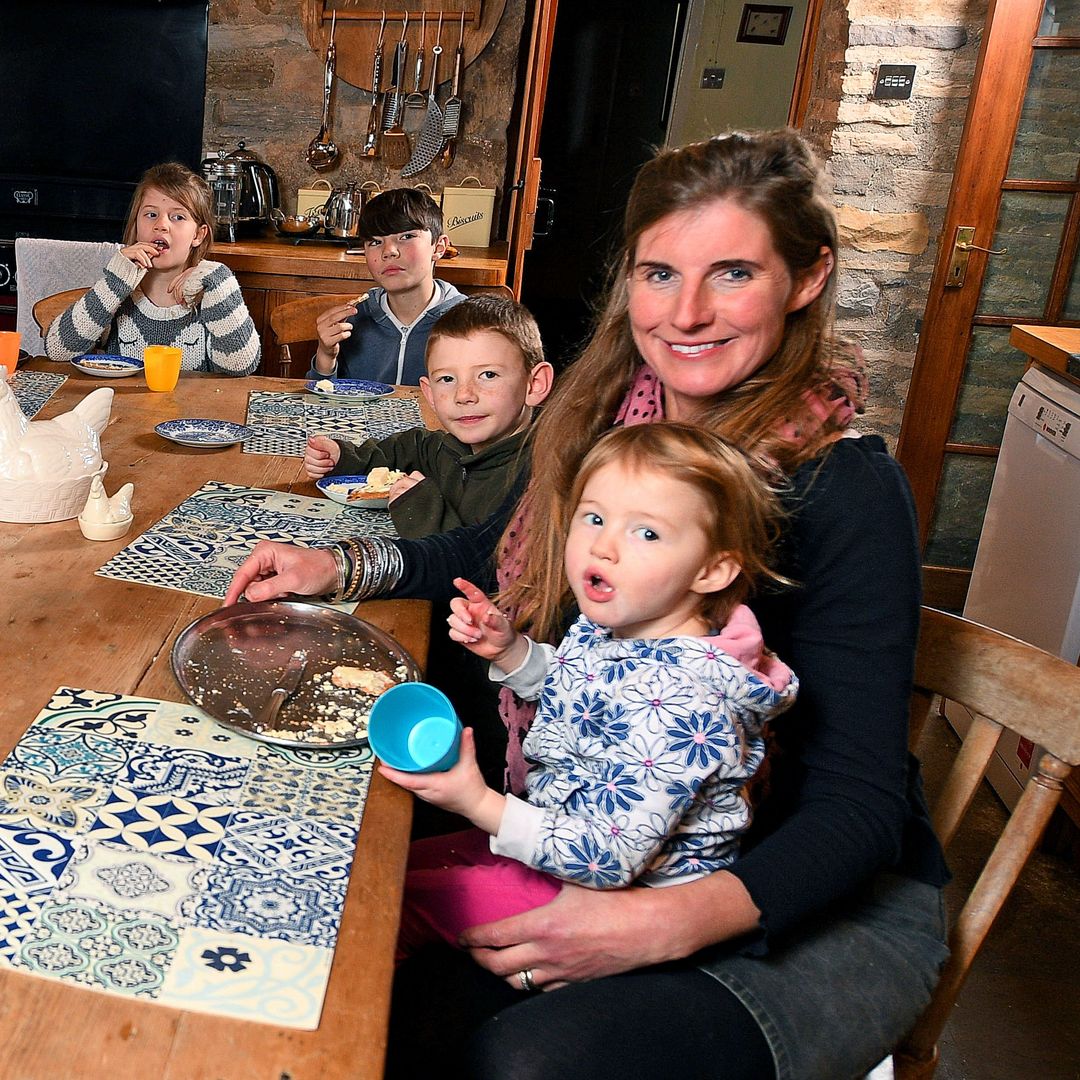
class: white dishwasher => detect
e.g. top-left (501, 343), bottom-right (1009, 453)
top-left (946, 362), bottom-right (1080, 808)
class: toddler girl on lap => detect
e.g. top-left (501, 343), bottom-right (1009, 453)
top-left (381, 423), bottom-right (796, 957)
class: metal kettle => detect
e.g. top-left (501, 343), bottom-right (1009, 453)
top-left (323, 181), bottom-right (363, 239)
top-left (221, 140), bottom-right (280, 229)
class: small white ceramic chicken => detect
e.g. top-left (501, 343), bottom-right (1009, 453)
top-left (81, 475), bottom-right (134, 524)
top-left (0, 379), bottom-right (113, 482)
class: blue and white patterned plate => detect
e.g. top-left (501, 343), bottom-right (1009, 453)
top-left (155, 419), bottom-right (251, 448)
top-left (72, 354), bottom-right (144, 378)
top-left (316, 475), bottom-right (391, 509)
top-left (304, 378), bottom-right (395, 401)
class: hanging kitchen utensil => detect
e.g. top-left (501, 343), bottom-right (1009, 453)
top-left (381, 15), bottom-right (411, 168)
top-left (306, 11), bottom-right (340, 171)
top-left (441, 10), bottom-right (467, 168)
top-left (360, 11), bottom-right (386, 158)
top-left (403, 11), bottom-right (427, 129)
top-left (400, 15), bottom-right (445, 178)
top-left (381, 14), bottom-right (408, 133)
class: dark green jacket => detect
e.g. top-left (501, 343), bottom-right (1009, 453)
top-left (333, 428), bottom-right (529, 539)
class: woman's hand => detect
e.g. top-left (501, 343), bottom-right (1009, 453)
top-left (119, 242), bottom-right (159, 271)
top-left (378, 728), bottom-right (505, 832)
top-left (387, 471), bottom-right (425, 504)
top-left (448, 577), bottom-right (525, 669)
top-left (313, 299), bottom-right (360, 374)
top-left (304, 435), bottom-right (341, 479)
top-left (460, 869), bottom-right (763, 991)
top-left (223, 541), bottom-right (337, 605)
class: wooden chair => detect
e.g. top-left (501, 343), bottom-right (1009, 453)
top-left (32, 287), bottom-right (90, 342)
top-left (268, 293), bottom-right (352, 379)
top-left (893, 607), bottom-right (1080, 1078)
top-left (268, 284), bottom-right (515, 379)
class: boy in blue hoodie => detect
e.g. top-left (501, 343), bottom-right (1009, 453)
top-left (308, 189), bottom-right (465, 385)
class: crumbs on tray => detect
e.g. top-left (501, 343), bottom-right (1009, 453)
top-left (258, 661), bottom-right (409, 744)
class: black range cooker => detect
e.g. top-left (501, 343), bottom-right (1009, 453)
top-left (0, 176), bottom-right (133, 317)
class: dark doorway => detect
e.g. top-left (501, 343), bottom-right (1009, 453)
top-left (520, 3), bottom-right (688, 371)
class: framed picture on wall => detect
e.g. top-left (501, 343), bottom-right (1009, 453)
top-left (735, 4), bottom-right (793, 45)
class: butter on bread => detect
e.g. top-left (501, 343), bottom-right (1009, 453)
top-left (330, 666), bottom-right (397, 695)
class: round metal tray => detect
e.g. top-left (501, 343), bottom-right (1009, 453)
top-left (171, 600), bottom-right (421, 749)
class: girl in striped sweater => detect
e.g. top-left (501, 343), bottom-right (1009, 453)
top-left (45, 162), bottom-right (260, 375)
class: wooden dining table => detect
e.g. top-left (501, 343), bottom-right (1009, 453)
top-left (0, 360), bottom-right (428, 1079)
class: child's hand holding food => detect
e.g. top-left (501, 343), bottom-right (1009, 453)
top-left (313, 294), bottom-right (368, 373)
top-left (119, 242), bottom-right (161, 271)
top-left (387, 471), bottom-right (425, 504)
top-left (304, 435), bottom-right (341, 479)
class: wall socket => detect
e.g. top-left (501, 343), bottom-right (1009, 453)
top-left (872, 64), bottom-right (916, 100)
top-left (701, 67), bottom-right (725, 89)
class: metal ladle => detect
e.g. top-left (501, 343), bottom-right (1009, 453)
top-left (307, 11), bottom-right (340, 171)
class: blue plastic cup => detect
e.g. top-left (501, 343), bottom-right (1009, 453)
top-left (367, 682), bottom-right (462, 772)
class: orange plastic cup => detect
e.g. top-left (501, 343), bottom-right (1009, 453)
top-left (144, 345), bottom-right (183, 392)
top-left (0, 331), bottom-right (20, 380)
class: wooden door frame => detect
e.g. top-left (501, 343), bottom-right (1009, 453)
top-left (505, 0), bottom-right (559, 298)
top-left (788, 0), bottom-right (827, 128)
top-left (895, 0), bottom-right (1045, 546)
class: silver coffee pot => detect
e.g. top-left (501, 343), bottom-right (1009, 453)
top-left (323, 181), bottom-right (363, 239)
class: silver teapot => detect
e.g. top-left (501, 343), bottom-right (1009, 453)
top-left (323, 181), bottom-right (362, 239)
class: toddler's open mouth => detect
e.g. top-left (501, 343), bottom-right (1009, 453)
top-left (152, 239), bottom-right (169, 252)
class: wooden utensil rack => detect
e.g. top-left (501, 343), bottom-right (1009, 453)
top-left (321, 4), bottom-right (480, 22)
top-left (301, 0), bottom-right (507, 92)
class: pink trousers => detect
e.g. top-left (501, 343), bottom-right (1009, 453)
top-left (397, 828), bottom-right (563, 961)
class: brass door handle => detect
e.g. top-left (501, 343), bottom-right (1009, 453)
top-left (956, 240), bottom-right (1008, 255)
top-left (945, 226), bottom-right (1008, 288)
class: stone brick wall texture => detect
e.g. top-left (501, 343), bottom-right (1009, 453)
top-left (804, 0), bottom-right (990, 444)
top-left (204, 0), bottom-right (526, 234)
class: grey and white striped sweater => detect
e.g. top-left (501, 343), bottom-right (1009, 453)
top-left (45, 251), bottom-right (260, 375)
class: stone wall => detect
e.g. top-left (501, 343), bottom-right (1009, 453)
top-left (804, 0), bottom-right (990, 443)
top-left (204, 0), bottom-right (527, 230)
top-left (201, 0), bottom-right (993, 450)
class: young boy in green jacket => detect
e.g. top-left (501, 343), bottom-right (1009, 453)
top-left (304, 296), bottom-right (554, 539)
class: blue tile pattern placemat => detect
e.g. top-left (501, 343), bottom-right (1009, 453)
top-left (96, 481), bottom-right (397, 599)
top-left (12, 371), bottom-right (68, 419)
top-left (243, 390), bottom-right (423, 457)
top-left (0, 687), bottom-right (374, 1028)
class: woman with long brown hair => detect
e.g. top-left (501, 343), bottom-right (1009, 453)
top-left (226, 130), bottom-right (948, 1079)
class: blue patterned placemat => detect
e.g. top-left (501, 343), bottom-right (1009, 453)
top-left (96, 481), bottom-right (397, 599)
top-left (243, 390), bottom-right (423, 457)
top-left (0, 686), bottom-right (374, 1028)
top-left (12, 371), bottom-right (68, 419)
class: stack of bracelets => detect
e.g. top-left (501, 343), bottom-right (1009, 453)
top-left (324, 538), bottom-right (404, 604)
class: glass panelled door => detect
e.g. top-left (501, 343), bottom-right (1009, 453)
top-left (897, 0), bottom-right (1080, 572)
